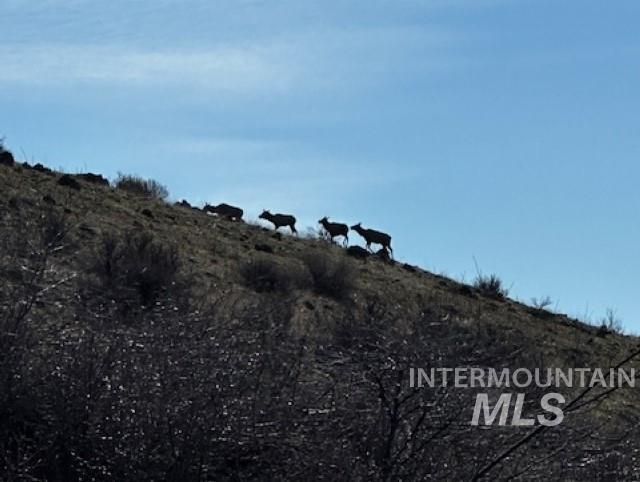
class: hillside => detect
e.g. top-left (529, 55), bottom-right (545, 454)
top-left (1, 156), bottom-right (639, 481)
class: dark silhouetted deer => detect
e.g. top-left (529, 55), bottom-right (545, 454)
top-left (318, 217), bottom-right (349, 245)
top-left (259, 210), bottom-right (297, 234)
top-left (350, 223), bottom-right (393, 256)
top-left (203, 203), bottom-right (243, 221)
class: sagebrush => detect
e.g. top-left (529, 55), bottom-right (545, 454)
top-left (114, 173), bottom-right (169, 200)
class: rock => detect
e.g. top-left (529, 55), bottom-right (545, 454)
top-left (346, 246), bottom-right (369, 259)
top-left (76, 172), bottom-right (110, 186)
top-left (0, 149), bottom-right (14, 166)
top-left (402, 263), bottom-right (417, 273)
top-left (78, 224), bottom-right (97, 237)
top-left (9, 196), bottom-right (34, 209)
top-left (375, 248), bottom-right (392, 263)
top-left (32, 163), bottom-right (53, 174)
top-left (254, 243), bottom-right (274, 253)
top-left (458, 285), bottom-right (475, 297)
top-left (58, 174), bottom-right (81, 190)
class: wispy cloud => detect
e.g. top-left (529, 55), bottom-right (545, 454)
top-left (171, 138), bottom-right (291, 158)
top-left (0, 18), bottom-right (460, 98)
top-left (0, 44), bottom-right (294, 94)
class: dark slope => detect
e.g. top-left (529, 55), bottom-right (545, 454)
top-left (1, 160), bottom-right (639, 480)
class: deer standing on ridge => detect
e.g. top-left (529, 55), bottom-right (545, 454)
top-left (318, 217), bottom-right (349, 246)
top-left (350, 223), bottom-right (393, 256)
top-left (203, 203), bottom-right (244, 221)
top-left (259, 210), bottom-right (298, 235)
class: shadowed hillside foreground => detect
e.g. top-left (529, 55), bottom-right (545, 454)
top-left (1, 159), bottom-right (640, 481)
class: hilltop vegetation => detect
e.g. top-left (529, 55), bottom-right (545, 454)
top-left (1, 152), bottom-right (639, 480)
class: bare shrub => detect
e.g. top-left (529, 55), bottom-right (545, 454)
top-left (300, 250), bottom-right (355, 301)
top-left (531, 296), bottom-right (553, 310)
top-left (0, 208), bottom-right (72, 479)
top-left (90, 230), bottom-right (180, 309)
top-left (474, 273), bottom-right (508, 299)
top-left (114, 173), bottom-right (169, 200)
top-left (597, 308), bottom-right (623, 336)
top-left (240, 256), bottom-right (299, 293)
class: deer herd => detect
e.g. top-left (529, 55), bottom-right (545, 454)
top-left (201, 202), bottom-right (393, 257)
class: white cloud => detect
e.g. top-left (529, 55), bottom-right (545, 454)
top-left (0, 18), bottom-right (461, 97)
top-left (0, 44), bottom-right (294, 94)
top-left (171, 138), bottom-right (290, 158)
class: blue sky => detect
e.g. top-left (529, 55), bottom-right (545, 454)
top-left (1, 0), bottom-right (638, 331)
